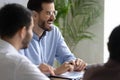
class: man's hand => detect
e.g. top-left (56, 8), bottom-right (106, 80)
top-left (69, 58), bottom-right (87, 71)
top-left (54, 62), bottom-right (74, 75)
top-left (38, 63), bottom-right (55, 76)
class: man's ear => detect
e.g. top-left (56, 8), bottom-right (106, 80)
top-left (19, 26), bottom-right (26, 39)
top-left (32, 11), bottom-right (39, 22)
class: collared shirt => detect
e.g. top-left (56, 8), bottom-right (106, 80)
top-left (0, 39), bottom-right (49, 80)
top-left (19, 25), bottom-right (76, 66)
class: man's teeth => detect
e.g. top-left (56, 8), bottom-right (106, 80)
top-left (48, 22), bottom-right (53, 24)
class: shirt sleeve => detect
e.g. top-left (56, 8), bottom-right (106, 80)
top-left (55, 27), bottom-right (76, 64)
top-left (16, 56), bottom-right (50, 80)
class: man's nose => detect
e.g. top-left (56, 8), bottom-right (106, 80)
top-left (50, 14), bottom-right (56, 21)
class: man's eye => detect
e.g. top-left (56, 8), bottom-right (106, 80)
top-left (46, 10), bottom-right (58, 16)
top-left (46, 11), bottom-right (51, 15)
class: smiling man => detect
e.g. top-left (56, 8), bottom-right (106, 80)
top-left (20, 0), bottom-right (87, 75)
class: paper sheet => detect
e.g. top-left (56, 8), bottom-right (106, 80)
top-left (57, 71), bottom-right (84, 79)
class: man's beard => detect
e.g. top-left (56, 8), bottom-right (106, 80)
top-left (21, 32), bottom-right (31, 49)
top-left (38, 21), bottom-right (52, 31)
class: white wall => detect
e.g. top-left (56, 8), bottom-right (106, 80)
top-left (104, 0), bottom-right (120, 62)
top-left (73, 13), bottom-right (104, 64)
top-left (0, 0), bottom-right (28, 7)
top-left (73, 0), bottom-right (104, 64)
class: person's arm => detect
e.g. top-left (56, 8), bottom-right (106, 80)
top-left (38, 62), bottom-right (75, 75)
top-left (68, 58), bottom-right (87, 71)
top-left (38, 63), bottom-right (55, 76)
top-left (54, 62), bottom-right (74, 75)
top-left (55, 27), bottom-right (87, 71)
top-left (55, 27), bottom-right (76, 64)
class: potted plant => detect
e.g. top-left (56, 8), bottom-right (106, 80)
top-left (54, 0), bottom-right (102, 50)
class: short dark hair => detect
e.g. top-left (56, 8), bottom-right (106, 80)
top-left (0, 3), bottom-right (32, 38)
top-left (108, 25), bottom-right (120, 62)
top-left (27, 0), bottom-right (54, 12)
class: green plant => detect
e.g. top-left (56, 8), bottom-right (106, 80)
top-left (54, 0), bottom-right (102, 50)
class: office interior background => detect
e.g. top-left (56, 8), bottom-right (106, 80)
top-left (0, 0), bottom-right (119, 65)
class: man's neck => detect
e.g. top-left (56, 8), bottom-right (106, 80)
top-left (33, 26), bottom-right (44, 38)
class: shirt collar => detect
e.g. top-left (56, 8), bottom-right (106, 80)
top-left (33, 25), bottom-right (54, 41)
top-left (33, 31), bottom-right (46, 41)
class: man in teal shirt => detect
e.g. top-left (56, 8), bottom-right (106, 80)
top-left (20, 0), bottom-right (87, 75)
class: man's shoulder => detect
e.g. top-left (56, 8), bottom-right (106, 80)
top-left (0, 51), bottom-right (30, 68)
top-left (83, 64), bottom-right (105, 80)
top-left (7, 52), bottom-right (29, 63)
top-left (84, 64), bottom-right (105, 76)
top-left (86, 64), bottom-right (104, 72)
top-left (51, 25), bottom-right (60, 32)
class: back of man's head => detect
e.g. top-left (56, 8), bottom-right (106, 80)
top-left (27, 0), bottom-right (54, 12)
top-left (108, 25), bottom-right (120, 62)
top-left (0, 3), bottom-right (32, 38)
